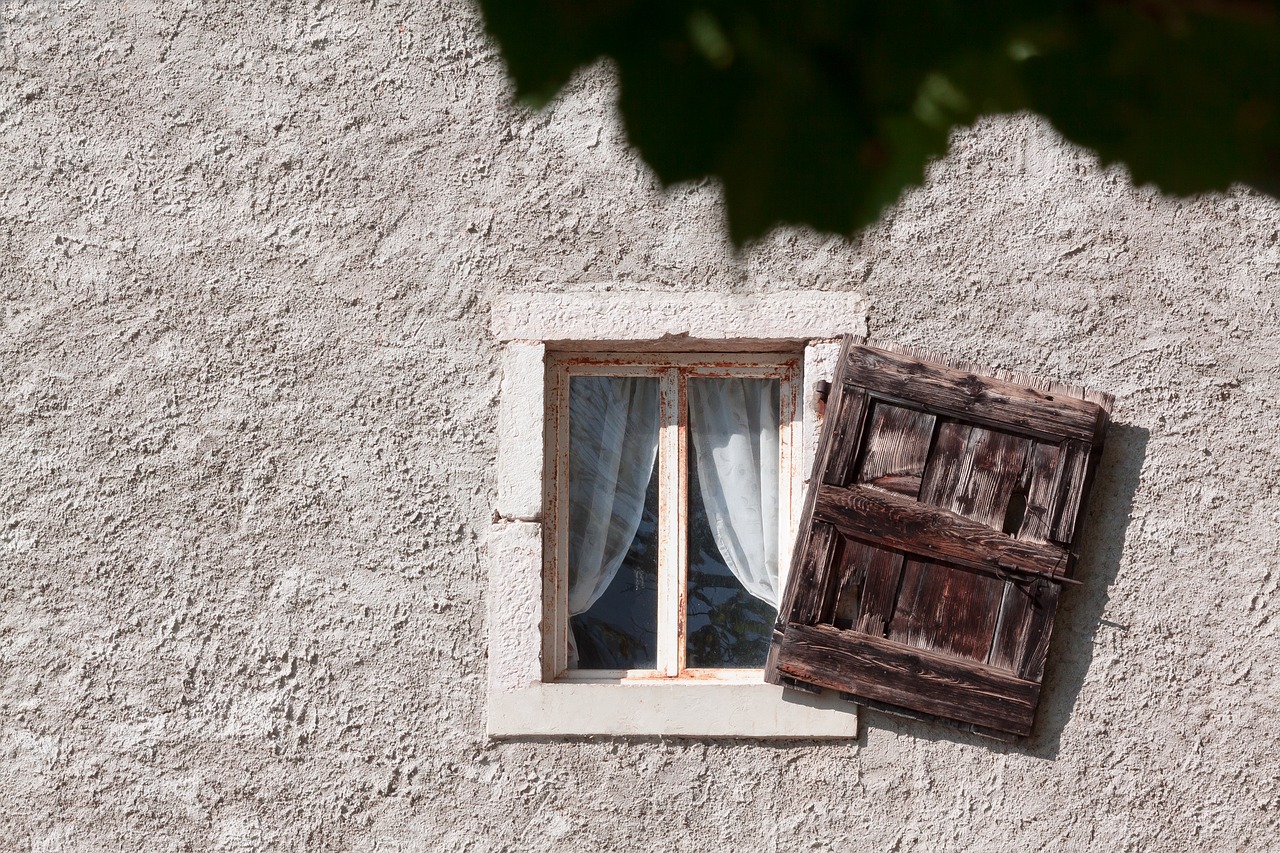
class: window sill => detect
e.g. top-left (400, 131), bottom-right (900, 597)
top-left (487, 681), bottom-right (858, 738)
top-left (554, 668), bottom-right (767, 683)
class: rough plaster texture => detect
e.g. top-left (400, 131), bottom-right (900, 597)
top-left (1, 1), bottom-right (1278, 850)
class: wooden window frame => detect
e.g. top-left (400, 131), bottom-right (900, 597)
top-left (544, 352), bottom-right (802, 683)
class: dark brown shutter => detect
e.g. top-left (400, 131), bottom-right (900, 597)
top-left (767, 337), bottom-right (1112, 738)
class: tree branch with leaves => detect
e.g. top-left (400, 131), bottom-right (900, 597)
top-left (479, 0), bottom-right (1280, 242)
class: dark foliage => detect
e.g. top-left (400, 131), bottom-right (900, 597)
top-left (479, 1), bottom-right (1280, 242)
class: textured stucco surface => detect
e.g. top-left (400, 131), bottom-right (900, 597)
top-left (1, 1), bottom-right (1278, 851)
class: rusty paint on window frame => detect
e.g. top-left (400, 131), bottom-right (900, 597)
top-left (542, 351), bottom-right (803, 684)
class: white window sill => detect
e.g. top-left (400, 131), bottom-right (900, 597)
top-left (488, 681), bottom-right (858, 738)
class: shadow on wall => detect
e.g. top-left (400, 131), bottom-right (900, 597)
top-left (860, 422), bottom-right (1150, 759)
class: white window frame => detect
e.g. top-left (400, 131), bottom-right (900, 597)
top-left (487, 291), bottom-right (866, 738)
top-left (546, 352), bottom-right (801, 683)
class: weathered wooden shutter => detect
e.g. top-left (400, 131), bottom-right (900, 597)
top-left (767, 336), bottom-right (1112, 738)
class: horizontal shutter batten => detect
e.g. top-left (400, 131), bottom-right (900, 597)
top-left (842, 345), bottom-right (1105, 444)
top-left (775, 624), bottom-right (1038, 735)
top-left (813, 484), bottom-right (1071, 581)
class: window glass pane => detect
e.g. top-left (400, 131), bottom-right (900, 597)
top-left (567, 376), bottom-right (660, 669)
top-left (686, 377), bottom-right (780, 669)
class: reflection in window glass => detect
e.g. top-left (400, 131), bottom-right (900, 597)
top-left (570, 456), bottom-right (659, 669)
top-left (566, 376), bottom-right (660, 669)
top-left (686, 378), bottom-right (780, 668)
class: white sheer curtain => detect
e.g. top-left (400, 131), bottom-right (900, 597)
top-left (566, 376), bottom-right (660, 666)
top-left (688, 378), bottom-right (781, 608)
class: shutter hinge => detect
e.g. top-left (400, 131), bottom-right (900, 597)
top-left (814, 380), bottom-right (832, 417)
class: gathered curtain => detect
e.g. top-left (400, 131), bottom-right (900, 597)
top-left (688, 378), bottom-right (781, 608)
top-left (566, 377), bottom-right (660, 665)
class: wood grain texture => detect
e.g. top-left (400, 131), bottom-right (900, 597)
top-left (853, 544), bottom-right (906, 636)
top-left (988, 579), bottom-right (1061, 681)
top-left (821, 386), bottom-right (871, 487)
top-left (893, 420), bottom-right (1030, 661)
top-left (886, 558), bottom-right (942, 652)
top-left (1014, 440), bottom-right (1063, 543)
top-left (775, 623), bottom-right (1039, 735)
top-left (792, 522), bottom-right (841, 626)
top-left (913, 419), bottom-right (970, 511)
top-left (842, 345), bottom-right (1106, 444)
top-left (827, 536), bottom-right (868, 630)
top-left (855, 338), bottom-right (1116, 416)
top-left (854, 403), bottom-right (937, 497)
top-left (1050, 439), bottom-right (1090, 546)
top-left (919, 422), bottom-right (1031, 528)
top-left (888, 558), bottom-right (1006, 662)
top-left (813, 484), bottom-right (1071, 580)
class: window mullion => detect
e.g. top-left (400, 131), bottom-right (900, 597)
top-left (656, 368), bottom-right (682, 677)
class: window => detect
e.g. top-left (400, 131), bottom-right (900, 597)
top-left (544, 353), bottom-right (800, 682)
top-left (489, 301), bottom-right (1111, 740)
top-left (487, 291), bottom-right (865, 738)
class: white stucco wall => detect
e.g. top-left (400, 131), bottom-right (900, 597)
top-left (1, 1), bottom-right (1278, 850)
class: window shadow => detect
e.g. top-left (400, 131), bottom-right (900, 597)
top-left (859, 422), bottom-right (1149, 758)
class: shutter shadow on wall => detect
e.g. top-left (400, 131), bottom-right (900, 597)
top-left (766, 336), bottom-right (1112, 738)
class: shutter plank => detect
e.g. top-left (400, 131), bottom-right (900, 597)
top-left (827, 537), bottom-right (868, 630)
top-left (1014, 440), bottom-right (1063, 543)
top-left (813, 484), bottom-right (1070, 581)
top-left (988, 579), bottom-right (1061, 681)
top-left (776, 623), bottom-right (1039, 735)
top-left (880, 555), bottom-right (1008, 660)
top-left (854, 404), bottom-right (937, 498)
top-left (923, 425), bottom-right (1031, 528)
top-left (893, 423), bottom-right (1031, 660)
top-left (822, 386), bottom-right (871, 487)
top-left (886, 558), bottom-right (941, 651)
top-left (1014, 581), bottom-right (1061, 683)
top-left (936, 570), bottom-right (1004, 661)
top-left (1049, 439), bottom-right (1090, 546)
top-left (887, 559), bottom-right (1006, 661)
top-left (916, 420), bottom-right (970, 509)
top-left (853, 545), bottom-right (906, 636)
top-left (791, 522), bottom-right (841, 626)
top-left (842, 345), bottom-right (1105, 444)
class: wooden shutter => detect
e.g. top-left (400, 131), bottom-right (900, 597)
top-left (767, 337), bottom-right (1112, 738)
